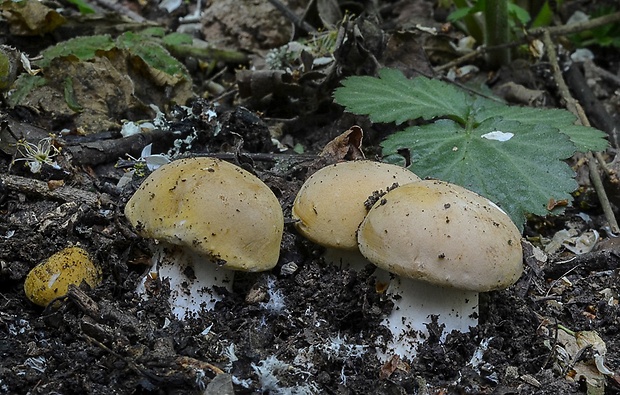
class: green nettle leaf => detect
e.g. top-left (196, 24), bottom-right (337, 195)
top-left (472, 97), bottom-right (609, 152)
top-left (333, 68), bottom-right (472, 124)
top-left (333, 68), bottom-right (610, 230)
top-left (381, 118), bottom-right (577, 228)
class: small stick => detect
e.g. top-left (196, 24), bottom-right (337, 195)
top-left (541, 29), bottom-right (619, 233)
top-left (531, 12), bottom-right (620, 38)
top-left (267, 0), bottom-right (317, 34)
top-left (82, 333), bottom-right (165, 384)
top-left (586, 60), bottom-right (620, 87)
top-left (433, 47), bottom-right (483, 72)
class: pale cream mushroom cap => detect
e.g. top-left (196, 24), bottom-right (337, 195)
top-left (292, 160), bottom-right (421, 250)
top-left (358, 180), bottom-right (523, 291)
top-left (125, 157), bottom-right (284, 272)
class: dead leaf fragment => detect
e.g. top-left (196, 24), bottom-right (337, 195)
top-left (379, 354), bottom-right (410, 380)
top-left (319, 125), bottom-right (365, 162)
top-left (1, 0), bottom-right (65, 35)
top-left (576, 330), bottom-right (614, 376)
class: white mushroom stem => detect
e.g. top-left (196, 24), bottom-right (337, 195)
top-left (375, 272), bottom-right (479, 362)
top-left (322, 250), bottom-right (479, 362)
top-left (136, 244), bottom-right (234, 320)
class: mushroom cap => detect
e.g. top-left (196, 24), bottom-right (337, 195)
top-left (24, 246), bottom-right (101, 307)
top-left (292, 160), bottom-right (420, 250)
top-left (125, 157), bottom-right (284, 272)
top-left (357, 180), bottom-right (523, 292)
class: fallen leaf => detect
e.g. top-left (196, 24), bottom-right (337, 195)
top-left (319, 125), bottom-right (365, 161)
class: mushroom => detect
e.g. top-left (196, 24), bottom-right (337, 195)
top-left (291, 160), bottom-right (420, 268)
top-left (357, 180), bottom-right (523, 361)
top-left (124, 157), bottom-right (284, 319)
top-left (24, 246), bottom-right (101, 307)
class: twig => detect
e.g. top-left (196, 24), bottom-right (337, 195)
top-left (82, 333), bottom-right (165, 384)
top-left (267, 0), bottom-right (317, 34)
top-left (586, 151), bottom-right (619, 230)
top-left (585, 60), bottom-right (620, 87)
top-left (433, 47), bottom-right (483, 72)
top-left (542, 249), bottom-right (620, 279)
top-left (530, 12), bottom-right (620, 38)
top-left (544, 263), bottom-right (580, 298)
top-left (541, 30), bottom-right (620, 234)
top-left (537, 318), bottom-right (560, 373)
top-left (176, 356), bottom-right (225, 376)
top-left (564, 63), bottom-right (620, 148)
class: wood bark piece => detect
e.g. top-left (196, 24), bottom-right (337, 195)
top-left (63, 128), bottom-right (173, 167)
top-left (0, 173), bottom-right (113, 207)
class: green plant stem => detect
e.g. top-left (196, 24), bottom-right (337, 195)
top-left (453, 0), bottom-right (484, 44)
top-left (557, 324), bottom-right (575, 337)
top-left (485, 0), bottom-right (511, 68)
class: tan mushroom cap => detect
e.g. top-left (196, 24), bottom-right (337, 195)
top-left (24, 246), bottom-right (101, 307)
top-left (125, 157), bottom-right (284, 272)
top-left (357, 180), bottom-right (523, 292)
top-left (292, 160), bottom-right (421, 250)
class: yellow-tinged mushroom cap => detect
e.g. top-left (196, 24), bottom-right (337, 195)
top-left (124, 157), bottom-right (284, 272)
top-left (357, 180), bottom-right (523, 292)
top-left (24, 246), bottom-right (101, 307)
top-left (292, 160), bottom-right (420, 250)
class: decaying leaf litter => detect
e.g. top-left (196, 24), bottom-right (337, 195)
top-left (1, 0), bottom-right (620, 394)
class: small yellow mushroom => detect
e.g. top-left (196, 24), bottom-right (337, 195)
top-left (292, 160), bottom-right (421, 251)
top-left (24, 246), bottom-right (101, 306)
top-left (291, 160), bottom-right (421, 269)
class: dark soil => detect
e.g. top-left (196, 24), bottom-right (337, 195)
top-left (2, 0), bottom-right (620, 394)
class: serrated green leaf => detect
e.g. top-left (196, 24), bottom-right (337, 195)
top-left (381, 118), bottom-right (578, 230)
top-left (336, 68), bottom-right (608, 228)
top-left (333, 69), bottom-right (472, 125)
top-left (117, 32), bottom-right (189, 80)
top-left (558, 124), bottom-right (609, 152)
top-left (37, 35), bottom-right (115, 68)
top-left (473, 97), bottom-right (609, 151)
